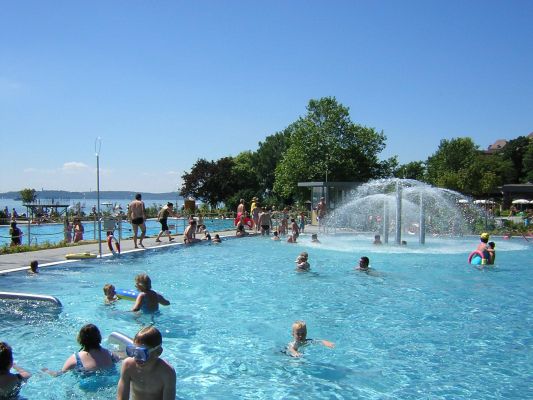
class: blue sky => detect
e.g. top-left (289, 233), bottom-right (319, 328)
top-left (1, 0), bottom-right (532, 193)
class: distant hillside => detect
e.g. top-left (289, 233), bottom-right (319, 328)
top-left (0, 190), bottom-right (180, 201)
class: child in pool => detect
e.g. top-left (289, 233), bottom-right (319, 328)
top-left (287, 321), bottom-right (335, 357)
top-left (0, 342), bottom-right (31, 398)
top-left (117, 326), bottom-right (176, 400)
top-left (356, 256), bottom-right (370, 272)
top-left (295, 252), bottom-right (310, 271)
top-left (132, 274), bottom-right (170, 312)
top-left (488, 241), bottom-right (496, 264)
top-left (476, 232), bottom-right (491, 263)
top-left (311, 234), bottom-right (320, 243)
top-left (212, 234), bottom-right (221, 243)
top-left (103, 283), bottom-right (118, 303)
top-left (28, 260), bottom-right (39, 274)
top-left (272, 231), bottom-right (280, 241)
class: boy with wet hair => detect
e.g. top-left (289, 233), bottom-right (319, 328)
top-left (117, 326), bottom-right (176, 400)
top-left (103, 283), bottom-right (118, 303)
top-left (0, 342), bottom-right (31, 398)
top-left (287, 321), bottom-right (335, 357)
top-left (356, 256), bottom-right (370, 271)
top-left (132, 274), bottom-right (170, 313)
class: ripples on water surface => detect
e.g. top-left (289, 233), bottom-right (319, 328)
top-left (0, 234), bottom-right (532, 399)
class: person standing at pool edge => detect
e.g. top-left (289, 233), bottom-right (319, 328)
top-left (155, 203), bottom-right (176, 243)
top-left (117, 326), bottom-right (176, 400)
top-left (316, 197), bottom-right (327, 233)
top-left (128, 193), bottom-right (146, 248)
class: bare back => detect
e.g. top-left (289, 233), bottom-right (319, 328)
top-left (129, 200), bottom-right (145, 220)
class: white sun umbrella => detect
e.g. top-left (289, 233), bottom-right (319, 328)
top-left (473, 200), bottom-right (495, 204)
top-left (512, 199), bottom-right (530, 204)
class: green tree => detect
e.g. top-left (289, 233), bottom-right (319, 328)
top-left (274, 97), bottom-right (396, 199)
top-left (180, 158), bottom-right (235, 208)
top-left (522, 139), bottom-right (533, 183)
top-left (394, 161), bottom-right (426, 181)
top-left (20, 188), bottom-right (37, 203)
top-left (232, 151), bottom-right (260, 194)
top-left (252, 128), bottom-right (292, 193)
top-left (464, 154), bottom-right (514, 195)
top-left (501, 136), bottom-right (530, 183)
top-left (425, 138), bottom-right (480, 191)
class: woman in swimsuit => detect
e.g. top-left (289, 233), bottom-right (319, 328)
top-left (0, 342), bottom-right (31, 398)
top-left (43, 324), bottom-right (118, 376)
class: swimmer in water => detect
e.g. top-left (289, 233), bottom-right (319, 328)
top-left (487, 241), bottom-right (496, 265)
top-left (356, 256), bottom-right (370, 272)
top-left (132, 274), bottom-right (170, 313)
top-left (295, 252), bottom-right (310, 271)
top-left (476, 233), bottom-right (491, 264)
top-left (103, 284), bottom-right (118, 303)
top-left (287, 320), bottom-right (335, 357)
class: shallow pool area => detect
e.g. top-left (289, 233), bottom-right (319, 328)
top-left (1, 234), bottom-right (532, 399)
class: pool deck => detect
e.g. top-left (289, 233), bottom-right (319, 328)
top-left (0, 225), bottom-right (321, 274)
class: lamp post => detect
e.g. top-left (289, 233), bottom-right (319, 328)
top-left (95, 137), bottom-right (102, 258)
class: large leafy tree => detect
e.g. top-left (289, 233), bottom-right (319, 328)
top-left (425, 138), bottom-right (479, 191)
top-left (180, 152), bottom-right (262, 209)
top-left (273, 97), bottom-right (396, 199)
top-left (20, 188), bottom-right (37, 203)
top-left (252, 127), bottom-right (292, 193)
top-left (180, 157), bottom-right (235, 208)
top-left (394, 161), bottom-right (426, 181)
top-left (522, 140), bottom-right (533, 183)
top-left (425, 137), bottom-right (515, 194)
top-left (464, 154), bottom-right (514, 195)
top-left (500, 136), bottom-right (530, 183)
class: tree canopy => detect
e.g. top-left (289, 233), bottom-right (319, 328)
top-left (273, 97), bottom-right (396, 199)
top-left (20, 188), bottom-right (37, 203)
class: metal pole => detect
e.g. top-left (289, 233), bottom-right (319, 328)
top-left (419, 192), bottom-right (426, 245)
top-left (95, 137), bottom-right (102, 258)
top-left (395, 181), bottom-right (402, 245)
top-left (383, 200), bottom-right (389, 244)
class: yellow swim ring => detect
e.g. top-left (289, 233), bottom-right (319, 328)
top-left (65, 252), bottom-right (97, 260)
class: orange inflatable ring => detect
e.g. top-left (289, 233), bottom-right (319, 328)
top-left (107, 235), bottom-right (120, 255)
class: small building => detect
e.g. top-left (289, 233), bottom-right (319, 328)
top-left (297, 181), bottom-right (360, 225)
top-left (486, 139), bottom-right (508, 153)
top-left (500, 184), bottom-right (533, 209)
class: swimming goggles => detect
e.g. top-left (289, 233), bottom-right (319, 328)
top-left (125, 344), bottom-right (161, 362)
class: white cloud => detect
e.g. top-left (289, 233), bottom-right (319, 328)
top-left (62, 162), bottom-right (89, 172)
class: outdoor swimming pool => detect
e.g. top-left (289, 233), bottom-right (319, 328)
top-left (0, 218), bottom-right (235, 247)
top-left (1, 234), bottom-right (531, 399)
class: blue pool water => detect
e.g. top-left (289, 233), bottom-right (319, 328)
top-left (0, 234), bottom-right (532, 399)
top-left (0, 218), bottom-right (235, 247)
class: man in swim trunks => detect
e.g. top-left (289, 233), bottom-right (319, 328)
top-left (257, 208), bottom-right (272, 236)
top-left (128, 193), bottom-right (146, 248)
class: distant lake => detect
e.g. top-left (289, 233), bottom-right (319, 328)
top-left (0, 197), bottom-right (185, 216)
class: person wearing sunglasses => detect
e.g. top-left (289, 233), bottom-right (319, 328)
top-left (117, 326), bottom-right (176, 400)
